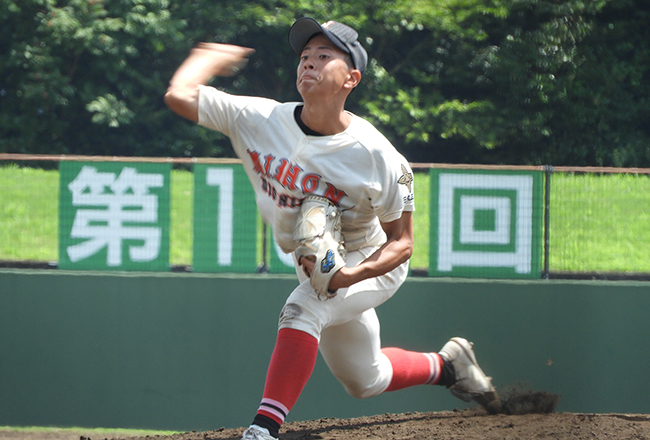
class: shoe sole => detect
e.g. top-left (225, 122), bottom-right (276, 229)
top-left (449, 337), bottom-right (501, 414)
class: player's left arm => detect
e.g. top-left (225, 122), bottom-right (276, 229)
top-left (327, 210), bottom-right (414, 290)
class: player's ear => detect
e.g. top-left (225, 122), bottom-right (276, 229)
top-left (344, 69), bottom-right (362, 90)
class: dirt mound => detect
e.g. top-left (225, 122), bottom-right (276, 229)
top-left (110, 410), bottom-right (650, 440)
top-left (3, 407), bottom-right (650, 440)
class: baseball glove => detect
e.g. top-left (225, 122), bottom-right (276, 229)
top-left (293, 195), bottom-right (347, 300)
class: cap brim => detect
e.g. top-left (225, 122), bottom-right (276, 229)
top-left (289, 17), bottom-right (348, 55)
top-left (289, 18), bottom-right (322, 54)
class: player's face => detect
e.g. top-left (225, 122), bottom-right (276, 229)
top-left (296, 34), bottom-right (355, 99)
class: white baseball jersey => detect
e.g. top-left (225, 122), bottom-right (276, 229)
top-left (197, 85), bottom-right (415, 254)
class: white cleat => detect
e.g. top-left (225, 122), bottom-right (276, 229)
top-left (439, 337), bottom-right (501, 414)
top-left (241, 425), bottom-right (278, 440)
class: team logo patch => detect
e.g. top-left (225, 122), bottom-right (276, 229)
top-left (321, 249), bottom-right (336, 273)
top-left (398, 164), bottom-right (413, 193)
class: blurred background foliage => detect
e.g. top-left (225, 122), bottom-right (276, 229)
top-left (1, 0), bottom-right (649, 166)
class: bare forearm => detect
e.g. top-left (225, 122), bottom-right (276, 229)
top-left (326, 212), bottom-right (414, 290)
top-left (334, 238), bottom-right (412, 288)
top-left (164, 43), bottom-right (254, 122)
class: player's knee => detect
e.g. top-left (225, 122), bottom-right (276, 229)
top-left (278, 303), bottom-right (321, 338)
top-left (343, 381), bottom-right (382, 399)
top-left (337, 356), bottom-right (392, 399)
top-left (278, 303), bottom-right (303, 327)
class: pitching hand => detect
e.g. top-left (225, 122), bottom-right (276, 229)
top-left (191, 43), bottom-right (255, 77)
top-left (165, 42), bottom-right (255, 122)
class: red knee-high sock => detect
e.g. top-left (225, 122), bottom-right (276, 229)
top-left (382, 347), bottom-right (443, 392)
top-left (254, 328), bottom-right (319, 430)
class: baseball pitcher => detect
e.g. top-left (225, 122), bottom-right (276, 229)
top-left (165, 17), bottom-right (500, 440)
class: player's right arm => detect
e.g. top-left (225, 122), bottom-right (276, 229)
top-left (164, 43), bottom-right (255, 122)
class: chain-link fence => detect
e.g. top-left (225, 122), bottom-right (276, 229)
top-left (1, 154), bottom-right (649, 279)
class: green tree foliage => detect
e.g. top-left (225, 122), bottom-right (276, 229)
top-left (548, 0), bottom-right (650, 167)
top-left (0, 0), bottom-right (223, 157)
top-left (356, 0), bottom-right (595, 164)
top-left (1, 0), bottom-right (649, 166)
top-left (358, 0), bottom-right (650, 166)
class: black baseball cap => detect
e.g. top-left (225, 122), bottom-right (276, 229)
top-left (289, 17), bottom-right (368, 74)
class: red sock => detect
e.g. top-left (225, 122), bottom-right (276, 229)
top-left (255, 328), bottom-right (319, 427)
top-left (382, 347), bottom-right (443, 392)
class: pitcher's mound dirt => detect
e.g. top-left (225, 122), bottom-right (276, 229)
top-left (2, 389), bottom-right (649, 440)
top-left (2, 410), bottom-right (650, 440)
top-left (128, 410), bottom-right (650, 440)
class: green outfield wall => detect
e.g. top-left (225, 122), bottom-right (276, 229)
top-left (0, 269), bottom-right (648, 431)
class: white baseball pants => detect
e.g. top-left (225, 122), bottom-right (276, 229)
top-left (279, 246), bottom-right (410, 399)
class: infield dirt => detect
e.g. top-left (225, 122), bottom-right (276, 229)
top-left (1, 385), bottom-right (647, 440)
top-left (3, 410), bottom-right (650, 440)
